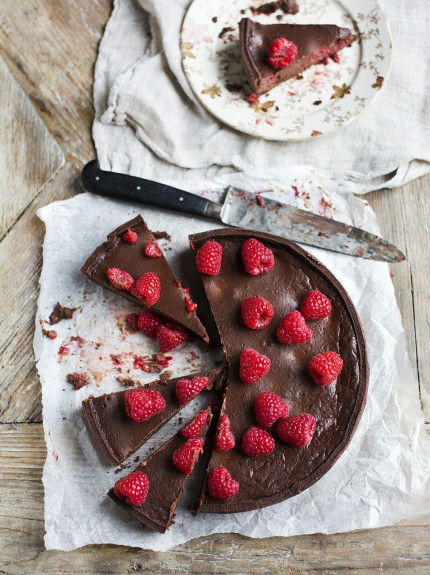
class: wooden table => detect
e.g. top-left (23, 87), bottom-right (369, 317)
top-left (0, 1), bottom-right (429, 573)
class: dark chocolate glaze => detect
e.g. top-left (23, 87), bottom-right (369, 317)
top-left (189, 229), bottom-right (368, 513)
top-left (82, 367), bottom-right (227, 466)
top-left (240, 18), bottom-right (358, 95)
top-left (80, 215), bottom-right (209, 342)
top-left (108, 406), bottom-right (213, 533)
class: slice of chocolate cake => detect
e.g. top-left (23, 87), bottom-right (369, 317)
top-left (80, 215), bottom-right (209, 342)
top-left (82, 367), bottom-right (227, 465)
top-left (240, 18), bottom-right (358, 95)
top-left (108, 405), bottom-right (213, 533)
top-left (190, 229), bottom-right (368, 513)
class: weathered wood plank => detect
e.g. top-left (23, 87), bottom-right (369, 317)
top-left (0, 0), bottom-right (112, 167)
top-left (0, 164), bottom-right (78, 423)
top-left (0, 55), bottom-right (64, 240)
top-left (0, 424), bottom-right (428, 575)
top-left (367, 172), bottom-right (430, 424)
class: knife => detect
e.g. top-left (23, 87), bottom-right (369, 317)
top-left (81, 160), bottom-right (405, 263)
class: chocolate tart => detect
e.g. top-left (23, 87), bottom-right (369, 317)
top-left (80, 215), bottom-right (208, 342)
top-left (190, 229), bottom-right (368, 513)
top-left (240, 18), bottom-right (358, 95)
top-left (82, 367), bottom-right (227, 465)
top-left (108, 406), bottom-right (213, 533)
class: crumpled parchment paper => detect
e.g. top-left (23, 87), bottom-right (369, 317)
top-left (34, 169), bottom-right (430, 551)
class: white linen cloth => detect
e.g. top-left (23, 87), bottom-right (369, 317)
top-left (93, 0), bottom-right (430, 191)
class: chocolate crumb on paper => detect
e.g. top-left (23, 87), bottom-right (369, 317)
top-left (49, 302), bottom-right (77, 325)
top-left (67, 372), bottom-right (90, 390)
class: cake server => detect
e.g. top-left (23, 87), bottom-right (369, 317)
top-left (81, 160), bottom-right (405, 262)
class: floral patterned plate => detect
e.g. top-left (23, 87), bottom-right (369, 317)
top-left (181, 0), bottom-right (392, 141)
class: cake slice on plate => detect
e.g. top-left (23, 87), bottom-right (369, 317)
top-left (239, 18), bottom-right (358, 96)
top-left (108, 404), bottom-right (214, 533)
top-left (80, 215), bottom-right (209, 342)
top-left (82, 367), bottom-right (227, 465)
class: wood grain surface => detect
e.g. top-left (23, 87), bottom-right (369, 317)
top-left (0, 0), bottom-right (428, 573)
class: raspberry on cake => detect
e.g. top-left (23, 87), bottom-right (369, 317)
top-left (267, 37), bottom-right (298, 69)
top-left (172, 437), bottom-right (205, 474)
top-left (124, 388), bottom-right (166, 423)
top-left (130, 272), bottom-right (161, 306)
top-left (241, 296), bottom-right (274, 330)
top-left (214, 414), bottom-right (235, 451)
top-left (113, 471), bottom-right (149, 506)
top-left (123, 228), bottom-right (138, 244)
top-left (195, 240), bottom-right (223, 275)
top-left (241, 426), bottom-right (275, 456)
top-left (157, 322), bottom-right (189, 352)
top-left (179, 408), bottom-right (210, 439)
top-left (277, 413), bottom-right (316, 447)
top-left (276, 310), bottom-right (312, 344)
top-left (308, 351), bottom-right (343, 386)
top-left (300, 290), bottom-right (332, 320)
top-left (207, 466), bottom-right (240, 500)
top-left (137, 310), bottom-right (164, 338)
top-left (106, 268), bottom-right (134, 291)
top-left (144, 240), bottom-right (161, 258)
top-left (176, 376), bottom-right (210, 405)
top-left (239, 348), bottom-right (271, 383)
top-left (241, 238), bottom-right (275, 275)
top-left (255, 392), bottom-right (288, 427)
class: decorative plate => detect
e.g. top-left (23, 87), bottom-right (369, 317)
top-left (181, 0), bottom-right (392, 141)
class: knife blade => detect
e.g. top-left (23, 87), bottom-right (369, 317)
top-left (81, 160), bottom-right (405, 263)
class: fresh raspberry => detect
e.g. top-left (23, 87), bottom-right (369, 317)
top-left (179, 408), bottom-right (210, 438)
top-left (239, 348), bottom-right (271, 383)
top-left (276, 310), bottom-right (312, 344)
top-left (114, 471), bottom-right (149, 506)
top-left (176, 376), bottom-right (209, 405)
top-left (137, 310), bottom-right (164, 338)
top-left (172, 437), bottom-right (204, 474)
top-left (208, 466), bottom-right (239, 500)
top-left (241, 238), bottom-right (275, 276)
top-left (124, 388), bottom-right (166, 422)
top-left (106, 268), bottom-right (135, 291)
top-left (308, 351), bottom-right (343, 386)
top-left (267, 37), bottom-right (298, 69)
top-left (195, 240), bottom-right (223, 275)
top-left (157, 322), bottom-right (189, 352)
top-left (127, 313), bottom-right (139, 331)
top-left (277, 413), bottom-right (316, 447)
top-left (241, 426), bottom-right (275, 456)
top-left (144, 240), bottom-right (161, 258)
top-left (299, 290), bottom-right (332, 320)
top-left (214, 414), bottom-right (235, 451)
top-left (130, 272), bottom-right (160, 306)
top-left (241, 296), bottom-right (274, 330)
top-left (123, 228), bottom-right (138, 244)
top-left (255, 392), bottom-right (288, 427)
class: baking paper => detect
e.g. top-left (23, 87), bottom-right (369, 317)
top-left (35, 170), bottom-right (430, 551)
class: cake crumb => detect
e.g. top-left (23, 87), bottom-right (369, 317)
top-left (153, 231), bottom-right (171, 241)
top-left (49, 302), bottom-right (77, 325)
top-left (67, 372), bottom-right (90, 390)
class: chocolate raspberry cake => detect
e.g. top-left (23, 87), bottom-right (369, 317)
top-left (80, 215), bottom-right (209, 342)
top-left (240, 18), bottom-right (358, 95)
top-left (82, 367), bottom-right (227, 465)
top-left (108, 405), bottom-right (213, 533)
top-left (190, 229), bottom-right (368, 513)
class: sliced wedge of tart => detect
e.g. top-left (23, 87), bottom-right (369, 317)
top-left (82, 367), bottom-right (227, 465)
top-left (108, 405), bottom-right (213, 533)
top-left (80, 215), bottom-right (209, 342)
top-left (240, 18), bottom-right (358, 95)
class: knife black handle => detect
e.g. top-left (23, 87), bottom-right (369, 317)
top-left (81, 160), bottom-right (210, 217)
